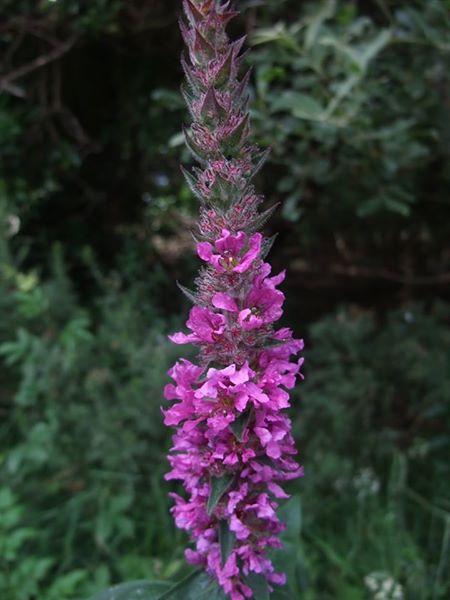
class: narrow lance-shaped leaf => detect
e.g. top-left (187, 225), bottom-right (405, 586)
top-left (230, 409), bottom-right (253, 442)
top-left (207, 474), bottom-right (235, 515)
top-left (219, 520), bottom-right (236, 565)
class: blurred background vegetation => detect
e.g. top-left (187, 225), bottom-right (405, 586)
top-left (0, 0), bottom-right (449, 598)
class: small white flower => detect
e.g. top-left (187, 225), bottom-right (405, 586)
top-left (364, 571), bottom-right (404, 600)
top-left (6, 214), bottom-right (20, 237)
top-left (353, 467), bottom-right (380, 500)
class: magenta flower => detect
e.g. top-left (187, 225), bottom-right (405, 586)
top-left (197, 229), bottom-right (262, 274)
top-left (169, 305), bottom-right (226, 344)
top-left (212, 265), bottom-right (285, 330)
top-left (163, 1), bottom-right (304, 597)
top-left (194, 363), bottom-right (269, 418)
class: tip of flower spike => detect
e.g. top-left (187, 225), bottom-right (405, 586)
top-left (183, 0), bottom-right (204, 25)
top-left (198, 0), bottom-right (214, 15)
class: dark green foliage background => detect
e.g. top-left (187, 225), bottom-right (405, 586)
top-left (0, 0), bottom-right (449, 598)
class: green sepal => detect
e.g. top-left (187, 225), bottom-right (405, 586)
top-left (232, 69), bottom-right (251, 108)
top-left (261, 234), bottom-right (278, 260)
top-left (219, 519), bottom-right (236, 565)
top-left (221, 113), bottom-right (249, 154)
top-left (192, 28), bottom-right (216, 63)
top-left (181, 84), bottom-right (196, 120)
top-left (183, 126), bottom-right (209, 163)
top-left (214, 47), bottom-right (234, 88)
top-left (207, 473), bottom-right (235, 515)
top-left (247, 204), bottom-right (279, 233)
top-left (208, 173), bottom-right (240, 207)
top-left (200, 87), bottom-right (227, 125)
top-left (247, 147), bottom-right (271, 181)
top-left (180, 165), bottom-right (204, 201)
top-left (176, 281), bottom-right (199, 305)
top-left (181, 54), bottom-right (201, 93)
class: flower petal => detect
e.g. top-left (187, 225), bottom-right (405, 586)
top-left (213, 292), bottom-right (239, 312)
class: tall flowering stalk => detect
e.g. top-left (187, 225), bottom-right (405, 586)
top-left (163, 1), bottom-right (304, 598)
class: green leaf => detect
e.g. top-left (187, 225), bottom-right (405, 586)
top-left (320, 29), bottom-right (391, 73)
top-left (279, 496), bottom-right (302, 542)
top-left (91, 572), bottom-right (226, 600)
top-left (90, 580), bottom-right (171, 600)
top-left (272, 91), bottom-right (324, 121)
top-left (271, 589), bottom-right (296, 600)
top-left (249, 23), bottom-right (301, 51)
top-left (271, 497), bottom-right (305, 598)
top-left (207, 474), bottom-right (235, 515)
top-left (245, 573), bottom-right (270, 600)
top-left (358, 29), bottom-right (391, 70)
top-left (219, 520), bottom-right (235, 564)
top-left (304, 0), bottom-right (336, 49)
top-left (157, 570), bottom-right (201, 600)
top-left (158, 572), bottom-right (227, 600)
top-left (180, 572), bottom-right (227, 600)
top-left (230, 409), bottom-right (252, 442)
top-left (307, 531), bottom-right (357, 578)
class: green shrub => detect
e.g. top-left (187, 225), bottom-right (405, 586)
top-left (0, 223), bottom-right (187, 598)
top-left (291, 303), bottom-right (450, 599)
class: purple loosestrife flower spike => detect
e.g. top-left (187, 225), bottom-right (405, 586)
top-left (163, 1), bottom-right (304, 597)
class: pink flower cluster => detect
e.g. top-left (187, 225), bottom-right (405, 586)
top-left (165, 243), bottom-right (304, 598)
top-left (163, 2), bottom-right (304, 598)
